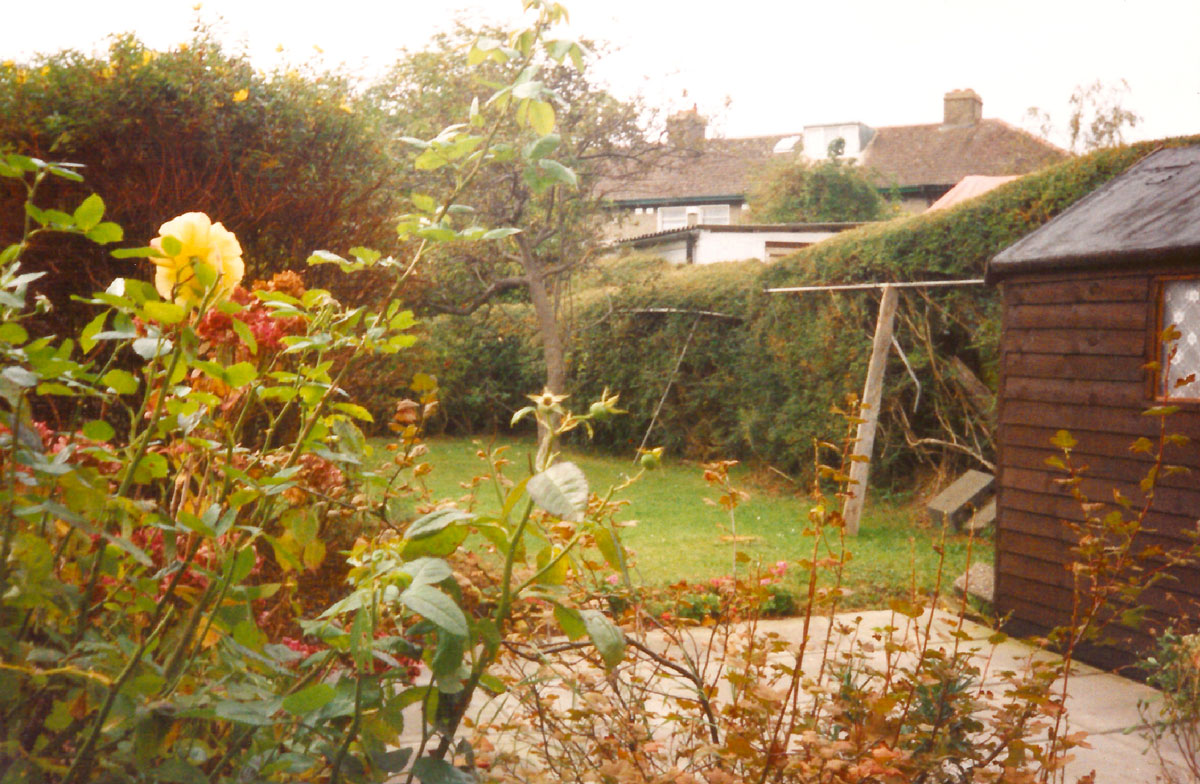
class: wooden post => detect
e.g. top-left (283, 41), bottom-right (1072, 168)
top-left (842, 284), bottom-right (899, 535)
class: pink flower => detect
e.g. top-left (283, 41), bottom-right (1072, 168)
top-left (605, 574), bottom-right (620, 585)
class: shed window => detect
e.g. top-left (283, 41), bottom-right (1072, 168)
top-left (1159, 278), bottom-right (1200, 399)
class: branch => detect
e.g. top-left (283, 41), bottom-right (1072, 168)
top-left (423, 275), bottom-right (529, 316)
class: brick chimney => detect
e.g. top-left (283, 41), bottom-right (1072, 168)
top-left (667, 105), bottom-right (707, 148)
top-left (943, 89), bottom-right (982, 126)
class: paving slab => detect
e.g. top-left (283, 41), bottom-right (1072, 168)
top-left (927, 469), bottom-right (994, 528)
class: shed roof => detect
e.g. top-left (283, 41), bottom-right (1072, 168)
top-left (988, 146), bottom-right (1200, 281)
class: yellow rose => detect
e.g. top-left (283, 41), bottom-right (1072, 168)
top-left (150, 212), bottom-right (244, 306)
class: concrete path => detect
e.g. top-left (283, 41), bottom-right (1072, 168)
top-left (399, 609), bottom-right (1192, 783)
top-left (753, 609), bottom-right (1189, 784)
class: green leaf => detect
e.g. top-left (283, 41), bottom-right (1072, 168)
top-left (230, 545), bottom-right (257, 583)
top-left (593, 526), bottom-right (624, 572)
top-left (192, 261), bottom-right (217, 289)
top-left (554, 604), bottom-right (587, 640)
top-left (231, 318), bottom-right (257, 355)
top-left (214, 699), bottom-right (276, 726)
top-left (101, 369), bottom-right (139, 395)
top-left (0, 322), bottom-right (27, 345)
top-left (528, 100), bottom-right (556, 136)
top-left (224, 361), bottom-right (258, 388)
top-left (411, 193), bottom-right (437, 213)
top-left (525, 133), bottom-right (561, 160)
top-left (414, 147), bottom-right (449, 171)
top-left (405, 508), bottom-right (474, 539)
top-left (412, 757), bottom-right (477, 784)
top-left (86, 222), bottom-right (123, 245)
top-left (400, 523), bottom-right (468, 560)
top-left (482, 227), bottom-right (521, 241)
top-left (72, 194), bottom-right (105, 231)
top-left (282, 682), bottom-right (336, 715)
top-left (81, 420), bottom-right (115, 442)
top-left (332, 402), bottom-right (374, 422)
top-left (132, 452), bottom-right (169, 483)
top-left (537, 159), bottom-right (577, 188)
top-left (527, 461), bottom-right (589, 521)
top-left (79, 311), bottom-right (107, 353)
top-left (580, 609), bottom-right (625, 669)
top-left (111, 246), bottom-right (162, 259)
top-left (399, 583), bottom-right (468, 637)
top-left (160, 235), bottom-right (182, 257)
top-left (404, 557), bottom-right (452, 586)
top-left (143, 300), bottom-right (186, 325)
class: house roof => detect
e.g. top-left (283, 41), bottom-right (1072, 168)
top-left (860, 120), bottom-right (1064, 190)
top-left (988, 145), bottom-right (1200, 281)
top-left (614, 221), bottom-right (867, 246)
top-left (602, 118), bottom-right (1065, 206)
top-left (599, 135), bottom-right (788, 203)
top-left (927, 175), bottom-right (1019, 211)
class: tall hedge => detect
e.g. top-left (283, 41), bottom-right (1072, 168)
top-left (427, 136), bottom-right (1200, 481)
top-left (0, 33), bottom-right (405, 336)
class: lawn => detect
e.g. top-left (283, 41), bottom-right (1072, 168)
top-left (367, 435), bottom-right (991, 611)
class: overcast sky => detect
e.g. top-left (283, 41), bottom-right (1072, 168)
top-left (2, 0), bottom-right (1197, 148)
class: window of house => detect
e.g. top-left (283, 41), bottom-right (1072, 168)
top-left (1158, 277), bottom-right (1200, 399)
top-left (658, 204), bottom-right (731, 231)
top-left (659, 207), bottom-right (687, 231)
top-left (700, 204), bottom-right (731, 225)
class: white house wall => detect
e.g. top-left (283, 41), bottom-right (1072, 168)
top-left (691, 231), bottom-right (837, 264)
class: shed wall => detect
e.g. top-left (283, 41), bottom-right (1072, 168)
top-left (996, 264), bottom-right (1200, 660)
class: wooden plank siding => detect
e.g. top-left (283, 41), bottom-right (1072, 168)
top-left (995, 266), bottom-right (1200, 661)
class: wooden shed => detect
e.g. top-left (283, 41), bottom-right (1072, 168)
top-left (986, 145), bottom-right (1200, 664)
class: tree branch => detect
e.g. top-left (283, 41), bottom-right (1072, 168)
top-left (423, 275), bottom-right (529, 316)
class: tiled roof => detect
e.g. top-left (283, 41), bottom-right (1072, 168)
top-left (598, 135), bottom-right (787, 203)
top-left (860, 119), bottom-right (1066, 189)
top-left (602, 119), bottom-right (1066, 204)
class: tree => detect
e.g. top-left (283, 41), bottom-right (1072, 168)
top-left (366, 24), bottom-right (656, 401)
top-left (746, 149), bottom-right (888, 224)
top-left (1025, 79), bottom-right (1142, 153)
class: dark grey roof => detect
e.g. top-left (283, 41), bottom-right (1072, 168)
top-left (613, 222), bottom-right (866, 246)
top-left (988, 146), bottom-right (1200, 281)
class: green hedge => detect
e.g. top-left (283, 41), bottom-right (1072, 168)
top-left (426, 137), bottom-right (1200, 479)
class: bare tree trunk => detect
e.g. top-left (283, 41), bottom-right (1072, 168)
top-left (526, 260), bottom-right (565, 464)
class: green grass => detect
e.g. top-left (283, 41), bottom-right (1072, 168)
top-left (368, 435), bottom-right (991, 611)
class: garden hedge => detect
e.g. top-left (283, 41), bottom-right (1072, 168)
top-left (425, 136), bottom-right (1200, 482)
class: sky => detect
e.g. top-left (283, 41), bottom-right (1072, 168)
top-left (2, 0), bottom-right (1198, 149)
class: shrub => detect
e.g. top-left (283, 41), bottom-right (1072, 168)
top-left (0, 32), bottom-right (405, 338)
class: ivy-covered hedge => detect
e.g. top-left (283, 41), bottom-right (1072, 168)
top-left (427, 136), bottom-right (1200, 479)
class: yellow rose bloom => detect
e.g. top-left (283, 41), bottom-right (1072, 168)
top-left (151, 212), bottom-right (244, 306)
